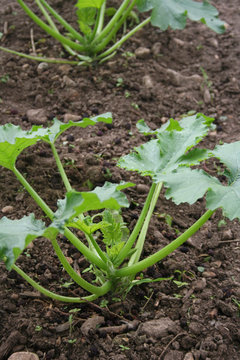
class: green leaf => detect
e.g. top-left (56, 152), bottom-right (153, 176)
top-left (106, 242), bottom-right (125, 262)
top-left (118, 113), bottom-right (214, 178)
top-left (0, 124), bottom-right (39, 169)
top-left (166, 118), bottom-right (183, 132)
top-left (212, 142), bottom-right (240, 184)
top-left (137, 0), bottom-right (225, 34)
top-left (76, 8), bottom-right (97, 35)
top-left (177, 148), bottom-right (210, 168)
top-left (75, 0), bottom-right (105, 9)
top-left (0, 214), bottom-right (47, 269)
top-left (40, 113), bottom-right (112, 144)
top-left (126, 275), bottom-right (173, 294)
top-left (52, 182), bottom-right (134, 230)
top-left (69, 217), bottom-right (106, 235)
top-left (0, 114), bottom-right (112, 169)
top-left (161, 142), bottom-right (240, 220)
top-left (207, 142), bottom-right (240, 219)
top-left (103, 208), bottom-right (129, 262)
top-left (101, 209), bottom-right (129, 246)
top-left (105, 7), bottom-right (117, 17)
top-left (161, 167), bottom-right (219, 204)
top-left (136, 119), bottom-right (156, 135)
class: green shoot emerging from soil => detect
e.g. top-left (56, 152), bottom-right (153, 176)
top-left (0, 0), bottom-right (225, 65)
top-left (0, 112), bottom-right (240, 303)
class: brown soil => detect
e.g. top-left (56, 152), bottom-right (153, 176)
top-left (0, 1), bottom-right (239, 359)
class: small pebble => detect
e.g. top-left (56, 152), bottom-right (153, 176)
top-left (203, 88), bottom-right (212, 104)
top-left (58, 64), bottom-right (72, 74)
top-left (81, 316), bottom-right (105, 337)
top-left (203, 271), bottom-right (216, 278)
top-left (136, 184), bottom-right (149, 194)
top-left (183, 353), bottom-right (195, 360)
top-left (37, 62), bottom-right (49, 74)
top-left (2, 205), bottom-right (14, 214)
top-left (173, 38), bottom-right (185, 47)
top-left (193, 278), bottom-right (207, 291)
top-left (62, 75), bottom-right (77, 87)
top-left (152, 42), bottom-right (161, 55)
top-left (10, 293), bottom-right (19, 301)
top-left (8, 352), bottom-right (39, 360)
top-left (222, 229), bottom-right (233, 240)
top-left (44, 269), bottom-right (52, 280)
top-left (167, 69), bottom-right (202, 88)
top-left (142, 75), bottom-right (154, 89)
top-left (163, 350), bottom-right (183, 360)
top-left (208, 38), bottom-right (219, 48)
top-left (63, 113), bottom-right (81, 122)
top-left (135, 47), bottom-right (151, 59)
top-left (208, 308), bottom-right (218, 319)
top-left (26, 108), bottom-right (48, 125)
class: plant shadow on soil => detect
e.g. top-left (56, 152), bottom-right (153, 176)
top-left (0, 0), bottom-right (239, 359)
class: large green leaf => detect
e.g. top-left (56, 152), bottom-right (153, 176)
top-left (160, 167), bottom-right (219, 204)
top-left (0, 124), bottom-right (39, 170)
top-left (0, 113), bottom-right (112, 169)
top-left (52, 182), bottom-right (134, 230)
top-left (118, 113), bottom-right (214, 178)
top-left (159, 142), bottom-right (240, 220)
top-left (0, 214), bottom-right (47, 269)
top-left (137, 0), bottom-right (225, 34)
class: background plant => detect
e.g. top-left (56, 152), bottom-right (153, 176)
top-left (0, 112), bottom-right (239, 303)
top-left (0, 0), bottom-right (225, 65)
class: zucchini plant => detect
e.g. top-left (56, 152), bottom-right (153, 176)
top-left (0, 112), bottom-right (239, 302)
top-left (0, 0), bottom-right (225, 65)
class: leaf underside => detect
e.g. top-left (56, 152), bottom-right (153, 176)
top-left (0, 214), bottom-right (47, 269)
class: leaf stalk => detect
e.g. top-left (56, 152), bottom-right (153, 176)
top-left (115, 209), bottom-right (214, 277)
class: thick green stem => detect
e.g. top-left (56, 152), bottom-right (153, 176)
top-left (51, 237), bottom-right (110, 295)
top-left (95, 1), bottom-right (106, 36)
top-left (64, 228), bottom-right (108, 271)
top-left (97, 17), bottom-right (151, 60)
top-left (13, 166), bottom-right (54, 220)
top-left (94, 0), bottom-right (137, 54)
top-left (128, 182), bottom-right (163, 266)
top-left (115, 209), bottom-right (214, 277)
top-left (12, 264), bottom-right (110, 302)
top-left (0, 47), bottom-right (80, 64)
top-left (13, 167), bottom-right (107, 270)
top-left (50, 143), bottom-right (72, 192)
top-left (35, 0), bottom-right (58, 30)
top-left (39, 0), bottom-right (84, 43)
top-left (17, 0), bottom-right (84, 52)
top-left (92, 0), bottom-right (133, 45)
top-left (85, 233), bottom-right (109, 264)
top-left (35, 0), bottom-right (78, 57)
top-left (115, 183), bottom-right (157, 266)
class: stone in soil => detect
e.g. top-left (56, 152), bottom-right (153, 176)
top-left (138, 317), bottom-right (176, 339)
top-left (8, 352), bottom-right (39, 360)
top-left (26, 109), bottom-right (48, 125)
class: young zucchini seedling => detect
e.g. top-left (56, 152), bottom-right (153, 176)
top-left (0, 0), bottom-right (225, 65)
top-left (0, 112), bottom-right (239, 302)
